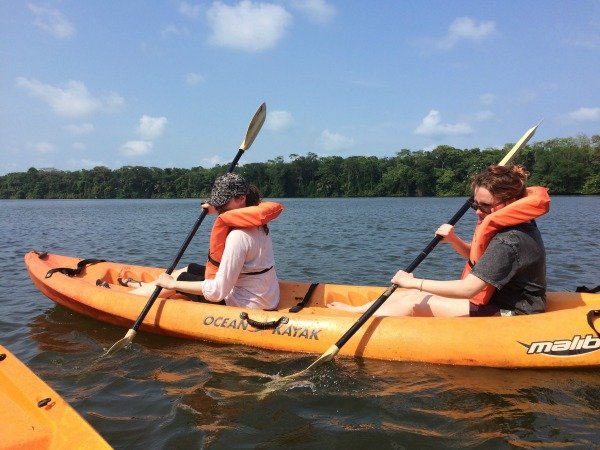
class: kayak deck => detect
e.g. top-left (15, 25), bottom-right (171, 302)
top-left (0, 344), bottom-right (111, 449)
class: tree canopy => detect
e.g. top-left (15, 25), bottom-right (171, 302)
top-left (1, 134), bottom-right (598, 199)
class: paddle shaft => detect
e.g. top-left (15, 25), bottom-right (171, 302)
top-left (130, 149), bottom-right (245, 332)
top-left (334, 198), bottom-right (472, 349)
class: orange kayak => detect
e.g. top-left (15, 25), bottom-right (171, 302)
top-left (0, 343), bottom-right (111, 449)
top-left (25, 251), bottom-right (600, 369)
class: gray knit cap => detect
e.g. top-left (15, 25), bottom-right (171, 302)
top-left (206, 173), bottom-right (249, 208)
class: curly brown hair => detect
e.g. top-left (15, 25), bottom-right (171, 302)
top-left (471, 164), bottom-right (529, 202)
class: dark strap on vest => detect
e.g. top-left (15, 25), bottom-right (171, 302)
top-left (45, 258), bottom-right (106, 278)
top-left (587, 310), bottom-right (600, 337)
top-left (289, 283), bottom-right (319, 313)
top-left (576, 285), bottom-right (600, 293)
top-left (207, 252), bottom-right (220, 268)
top-left (242, 266), bottom-right (273, 276)
top-left (208, 252), bottom-right (272, 277)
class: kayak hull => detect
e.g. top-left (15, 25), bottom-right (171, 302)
top-left (0, 344), bottom-right (111, 449)
top-left (25, 251), bottom-right (600, 369)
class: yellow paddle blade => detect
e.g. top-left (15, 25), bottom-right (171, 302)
top-left (257, 345), bottom-right (340, 399)
top-left (239, 102), bottom-right (266, 151)
top-left (498, 120), bottom-right (542, 166)
top-left (104, 329), bottom-right (136, 356)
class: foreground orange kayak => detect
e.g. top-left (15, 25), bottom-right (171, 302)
top-left (25, 251), bottom-right (600, 369)
top-left (0, 343), bottom-right (111, 449)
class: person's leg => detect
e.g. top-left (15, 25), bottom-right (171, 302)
top-left (125, 267), bottom-right (188, 296)
top-left (328, 289), bottom-right (469, 317)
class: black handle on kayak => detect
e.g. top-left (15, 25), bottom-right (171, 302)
top-left (240, 312), bottom-right (289, 330)
top-left (333, 197), bottom-right (473, 349)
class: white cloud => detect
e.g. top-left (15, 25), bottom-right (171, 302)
top-left (565, 107), bottom-right (600, 122)
top-left (570, 36), bottom-right (600, 49)
top-left (474, 110), bottom-right (494, 122)
top-left (137, 115), bottom-right (168, 140)
top-left (104, 93), bottom-right (125, 112)
top-left (28, 4), bottom-right (75, 38)
top-left (201, 155), bottom-right (226, 167)
top-left (16, 78), bottom-right (124, 117)
top-left (79, 159), bottom-right (105, 168)
top-left (319, 129), bottom-right (354, 151)
top-left (266, 110), bottom-right (293, 131)
top-left (185, 72), bottom-right (205, 85)
top-left (33, 142), bottom-right (56, 154)
top-left (206, 1), bottom-right (292, 52)
top-left (72, 142), bottom-right (86, 150)
top-left (291, 0), bottom-right (335, 24)
top-left (438, 17), bottom-right (496, 49)
top-left (179, 2), bottom-right (202, 19)
top-left (414, 110), bottom-right (473, 137)
top-left (65, 123), bottom-right (94, 135)
top-left (162, 25), bottom-right (186, 37)
top-left (480, 93), bottom-right (496, 106)
top-left (66, 158), bottom-right (105, 169)
top-left (120, 140), bottom-right (153, 157)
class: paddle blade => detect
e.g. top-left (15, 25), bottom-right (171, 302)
top-left (239, 102), bottom-right (266, 151)
top-left (258, 344), bottom-right (340, 399)
top-left (498, 120), bottom-right (542, 166)
top-left (104, 329), bottom-right (136, 356)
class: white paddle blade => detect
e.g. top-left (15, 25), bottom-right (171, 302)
top-left (499, 120), bottom-right (543, 166)
top-left (239, 102), bottom-right (267, 151)
top-left (257, 344), bottom-right (340, 399)
top-left (105, 328), bottom-right (136, 356)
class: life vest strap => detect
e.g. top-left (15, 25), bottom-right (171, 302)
top-left (207, 252), bottom-right (272, 276)
top-left (242, 266), bottom-right (273, 276)
top-left (207, 252), bottom-right (220, 268)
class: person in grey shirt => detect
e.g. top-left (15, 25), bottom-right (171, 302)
top-left (329, 164), bottom-right (550, 317)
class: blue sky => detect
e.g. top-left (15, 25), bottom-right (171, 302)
top-left (1, 1), bottom-right (599, 175)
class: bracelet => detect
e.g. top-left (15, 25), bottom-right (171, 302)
top-left (419, 279), bottom-right (424, 291)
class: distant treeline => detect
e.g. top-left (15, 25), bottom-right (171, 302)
top-left (1, 135), bottom-right (599, 199)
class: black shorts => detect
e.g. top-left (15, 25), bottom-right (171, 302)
top-left (177, 263), bottom-right (205, 282)
top-left (469, 302), bottom-right (515, 317)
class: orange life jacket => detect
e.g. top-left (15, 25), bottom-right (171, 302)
top-left (204, 201), bottom-right (284, 280)
top-left (462, 186), bottom-right (550, 305)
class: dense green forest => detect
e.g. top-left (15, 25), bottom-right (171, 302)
top-left (1, 135), bottom-right (598, 199)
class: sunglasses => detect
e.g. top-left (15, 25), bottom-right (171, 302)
top-left (469, 199), bottom-right (502, 214)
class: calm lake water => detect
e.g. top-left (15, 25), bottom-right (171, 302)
top-left (1, 196), bottom-right (600, 449)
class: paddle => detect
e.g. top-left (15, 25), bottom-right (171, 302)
top-left (105, 102), bottom-right (267, 355)
top-left (282, 121), bottom-right (542, 379)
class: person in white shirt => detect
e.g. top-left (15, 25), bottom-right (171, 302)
top-left (126, 173), bottom-right (283, 310)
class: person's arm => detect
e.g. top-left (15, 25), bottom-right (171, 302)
top-left (155, 273), bottom-right (204, 294)
top-left (435, 224), bottom-right (471, 258)
top-left (391, 270), bottom-right (487, 299)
